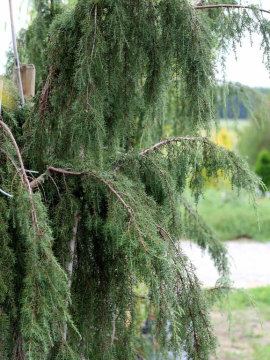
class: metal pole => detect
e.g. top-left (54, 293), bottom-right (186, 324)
top-left (8, 0), bottom-right (25, 107)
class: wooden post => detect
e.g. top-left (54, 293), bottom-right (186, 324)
top-left (9, 0), bottom-right (25, 107)
top-left (13, 64), bottom-right (36, 103)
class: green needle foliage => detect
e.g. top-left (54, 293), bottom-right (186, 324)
top-left (0, 1), bottom-right (269, 359)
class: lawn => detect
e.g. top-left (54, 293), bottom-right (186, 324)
top-left (212, 287), bottom-right (270, 360)
top-left (197, 188), bottom-right (270, 242)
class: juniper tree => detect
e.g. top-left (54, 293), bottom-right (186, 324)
top-left (1, 1), bottom-right (270, 359)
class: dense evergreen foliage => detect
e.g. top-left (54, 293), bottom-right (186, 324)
top-left (1, 1), bottom-right (270, 359)
top-left (255, 150), bottom-right (270, 192)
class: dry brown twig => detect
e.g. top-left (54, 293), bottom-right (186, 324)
top-left (139, 136), bottom-right (202, 156)
top-left (0, 119), bottom-right (31, 192)
top-left (32, 166), bottom-right (148, 252)
top-left (0, 118), bottom-right (43, 241)
top-left (39, 66), bottom-right (57, 116)
top-left (193, 3), bottom-right (270, 15)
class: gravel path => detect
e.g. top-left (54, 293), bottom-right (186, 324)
top-left (181, 240), bottom-right (270, 288)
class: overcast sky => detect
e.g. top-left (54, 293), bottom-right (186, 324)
top-left (1, 0), bottom-right (270, 87)
top-left (222, 0), bottom-right (270, 87)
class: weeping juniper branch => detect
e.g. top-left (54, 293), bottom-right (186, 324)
top-left (193, 1), bottom-right (270, 71)
top-left (0, 119), bottom-right (30, 191)
top-left (180, 196), bottom-right (229, 276)
top-left (28, 134), bottom-right (258, 281)
top-left (118, 135), bottom-right (259, 196)
top-left (0, 119), bottom-right (75, 359)
top-left (44, 167), bottom-right (218, 359)
top-left (194, 4), bottom-right (270, 15)
top-left (27, 133), bottom-right (255, 287)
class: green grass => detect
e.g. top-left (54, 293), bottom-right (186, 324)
top-left (229, 286), bottom-right (270, 311)
top-left (198, 188), bottom-right (270, 241)
top-left (253, 344), bottom-right (270, 360)
top-left (213, 287), bottom-right (270, 360)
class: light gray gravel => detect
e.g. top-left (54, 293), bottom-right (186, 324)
top-left (181, 240), bottom-right (270, 288)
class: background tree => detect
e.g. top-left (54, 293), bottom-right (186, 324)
top-left (0, 1), bottom-right (270, 359)
top-left (255, 149), bottom-right (270, 192)
top-left (238, 93), bottom-right (270, 167)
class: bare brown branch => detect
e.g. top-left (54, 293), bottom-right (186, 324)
top-left (0, 118), bottom-right (43, 243)
top-left (0, 119), bottom-right (31, 193)
top-left (30, 137), bottom-right (204, 184)
top-left (139, 136), bottom-right (202, 156)
top-left (34, 166), bottom-right (148, 251)
top-left (30, 167), bottom-right (85, 188)
top-left (193, 4), bottom-right (270, 15)
top-left (29, 167), bottom-right (84, 189)
top-left (0, 149), bottom-right (22, 180)
top-left (47, 166), bottom-right (85, 176)
top-left (89, 172), bottom-right (148, 252)
top-left (30, 172), bottom-right (47, 189)
top-left (39, 66), bottom-right (57, 116)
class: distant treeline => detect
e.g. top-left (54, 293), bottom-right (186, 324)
top-left (219, 87), bottom-right (270, 119)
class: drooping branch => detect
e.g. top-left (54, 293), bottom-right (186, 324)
top-left (34, 166), bottom-right (148, 251)
top-left (29, 134), bottom-right (258, 196)
top-left (22, 165), bottom-right (222, 357)
top-left (193, 4), bottom-right (270, 15)
top-left (139, 136), bottom-right (202, 156)
top-left (0, 118), bottom-right (43, 243)
top-left (156, 224), bottom-right (212, 358)
top-left (47, 166), bottom-right (85, 176)
top-left (89, 172), bottom-right (148, 252)
top-left (181, 196), bottom-right (228, 275)
top-left (139, 136), bottom-right (258, 187)
top-left (30, 138), bottom-right (196, 184)
top-left (0, 119), bottom-right (31, 193)
top-left (30, 172), bottom-right (47, 189)
top-left (113, 136), bottom-right (205, 171)
top-left (0, 149), bottom-right (22, 198)
top-left (0, 149), bottom-right (21, 176)
top-left (30, 167), bottom-right (85, 188)
top-left (39, 66), bottom-right (56, 116)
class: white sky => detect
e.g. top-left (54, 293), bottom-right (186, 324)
top-left (222, 0), bottom-right (270, 87)
top-left (0, 1), bottom-right (29, 71)
top-left (0, 0), bottom-right (270, 87)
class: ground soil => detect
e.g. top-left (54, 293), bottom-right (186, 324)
top-left (211, 309), bottom-right (270, 360)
